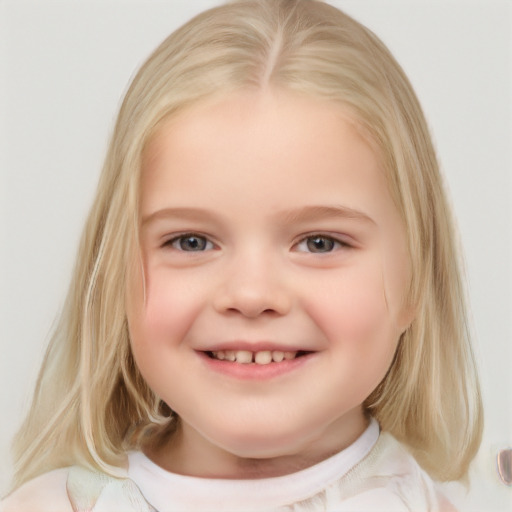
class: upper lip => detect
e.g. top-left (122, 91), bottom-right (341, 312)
top-left (196, 341), bottom-right (316, 353)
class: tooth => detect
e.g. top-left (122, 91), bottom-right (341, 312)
top-left (255, 351), bottom-right (272, 365)
top-left (235, 350), bottom-right (253, 364)
top-left (224, 350), bottom-right (236, 362)
top-left (272, 351), bottom-right (284, 362)
top-left (216, 350), bottom-right (226, 360)
top-left (284, 351), bottom-right (297, 360)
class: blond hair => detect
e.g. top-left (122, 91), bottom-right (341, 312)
top-left (12, 0), bottom-right (482, 489)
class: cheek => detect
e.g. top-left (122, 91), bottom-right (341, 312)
top-left (309, 261), bottom-right (393, 344)
top-left (126, 267), bottom-right (207, 404)
top-left (303, 262), bottom-right (400, 399)
top-left (126, 265), bottom-right (204, 366)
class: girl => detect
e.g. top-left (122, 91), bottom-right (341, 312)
top-left (1, 0), bottom-right (483, 510)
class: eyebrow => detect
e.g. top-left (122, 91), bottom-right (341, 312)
top-left (142, 207), bottom-right (216, 226)
top-left (142, 205), bottom-right (374, 227)
top-left (280, 205), bottom-right (375, 225)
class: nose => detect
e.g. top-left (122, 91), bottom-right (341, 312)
top-left (213, 253), bottom-right (292, 318)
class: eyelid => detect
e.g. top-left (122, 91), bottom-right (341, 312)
top-left (162, 232), bottom-right (216, 251)
top-left (293, 233), bottom-right (354, 253)
top-left (158, 231), bottom-right (354, 252)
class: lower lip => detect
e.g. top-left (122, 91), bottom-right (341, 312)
top-left (197, 351), bottom-right (315, 380)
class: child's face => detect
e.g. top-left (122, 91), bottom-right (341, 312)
top-left (127, 89), bottom-right (413, 476)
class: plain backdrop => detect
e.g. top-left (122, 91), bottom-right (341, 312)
top-left (0, 1), bottom-right (511, 510)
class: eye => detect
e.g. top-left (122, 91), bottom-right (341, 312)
top-left (165, 234), bottom-right (214, 252)
top-left (295, 235), bottom-right (347, 253)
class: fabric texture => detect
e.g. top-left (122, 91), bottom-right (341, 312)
top-left (1, 420), bottom-right (447, 512)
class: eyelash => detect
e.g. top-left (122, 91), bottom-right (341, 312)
top-left (162, 233), bottom-right (351, 254)
top-left (295, 234), bottom-right (351, 254)
top-left (163, 233), bottom-right (215, 252)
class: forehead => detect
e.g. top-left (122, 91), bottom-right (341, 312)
top-left (143, 89), bottom-right (369, 166)
top-left (140, 89), bottom-right (397, 228)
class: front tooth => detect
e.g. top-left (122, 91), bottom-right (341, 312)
top-left (224, 350), bottom-right (236, 361)
top-left (272, 351), bottom-right (284, 362)
top-left (235, 350), bottom-right (253, 364)
top-left (283, 351), bottom-right (297, 360)
top-left (255, 351), bottom-right (272, 365)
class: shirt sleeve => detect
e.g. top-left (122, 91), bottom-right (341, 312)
top-left (0, 468), bottom-right (73, 512)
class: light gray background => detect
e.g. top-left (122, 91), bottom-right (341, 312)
top-left (0, 1), bottom-right (511, 510)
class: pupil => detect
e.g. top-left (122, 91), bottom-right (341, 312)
top-left (307, 236), bottom-right (333, 253)
top-left (181, 236), bottom-right (205, 251)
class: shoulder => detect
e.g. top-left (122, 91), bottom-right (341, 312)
top-left (370, 432), bottom-right (429, 473)
top-left (335, 431), bottom-right (456, 511)
top-left (1, 465), bottom-right (155, 512)
top-left (0, 468), bottom-right (73, 512)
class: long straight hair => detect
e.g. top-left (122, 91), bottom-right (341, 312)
top-left (12, 0), bottom-right (482, 489)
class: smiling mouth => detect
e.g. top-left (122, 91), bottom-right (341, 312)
top-left (205, 350), bottom-right (311, 365)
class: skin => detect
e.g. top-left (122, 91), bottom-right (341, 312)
top-left (126, 89), bottom-right (414, 479)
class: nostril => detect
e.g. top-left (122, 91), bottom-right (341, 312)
top-left (213, 281), bottom-right (292, 319)
top-left (224, 307), bottom-right (282, 319)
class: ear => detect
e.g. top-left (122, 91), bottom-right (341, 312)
top-left (396, 299), bottom-right (418, 334)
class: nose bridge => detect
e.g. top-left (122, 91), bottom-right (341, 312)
top-left (213, 243), bottom-right (291, 318)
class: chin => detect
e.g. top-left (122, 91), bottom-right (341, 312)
top-left (206, 422), bottom-right (317, 460)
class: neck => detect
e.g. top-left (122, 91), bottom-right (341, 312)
top-left (145, 410), bottom-right (369, 479)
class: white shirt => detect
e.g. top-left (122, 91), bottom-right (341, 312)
top-left (1, 419), bottom-right (452, 511)
top-left (127, 418), bottom-right (380, 511)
